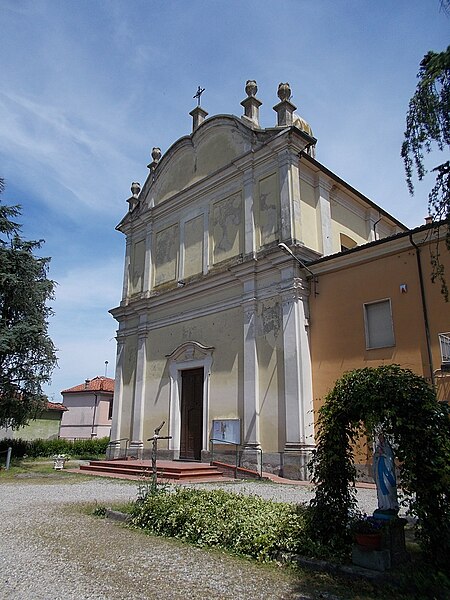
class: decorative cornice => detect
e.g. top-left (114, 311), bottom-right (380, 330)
top-left (165, 340), bottom-right (214, 361)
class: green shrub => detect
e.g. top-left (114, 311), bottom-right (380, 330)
top-left (0, 437), bottom-right (110, 459)
top-left (130, 487), bottom-right (317, 562)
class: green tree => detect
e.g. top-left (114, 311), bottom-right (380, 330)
top-left (401, 44), bottom-right (450, 299)
top-left (308, 365), bottom-right (450, 572)
top-left (0, 179), bottom-right (57, 428)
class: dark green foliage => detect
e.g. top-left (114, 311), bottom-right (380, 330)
top-left (131, 487), bottom-right (319, 562)
top-left (0, 436), bottom-right (110, 459)
top-left (92, 504), bottom-right (107, 517)
top-left (0, 182), bottom-right (57, 427)
top-left (402, 46), bottom-right (450, 299)
top-left (308, 365), bottom-right (450, 572)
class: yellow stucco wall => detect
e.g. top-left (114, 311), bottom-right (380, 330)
top-left (184, 215), bottom-right (204, 278)
top-left (310, 240), bottom-right (450, 415)
top-left (156, 124), bottom-right (249, 205)
top-left (211, 192), bottom-right (243, 265)
top-left (130, 239), bottom-right (145, 295)
top-left (330, 198), bottom-right (368, 251)
top-left (299, 179), bottom-right (319, 251)
top-left (140, 307), bottom-right (243, 443)
top-left (154, 224), bottom-right (179, 287)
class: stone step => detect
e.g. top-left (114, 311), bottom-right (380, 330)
top-left (77, 459), bottom-right (228, 482)
top-left (212, 461), bottom-right (263, 480)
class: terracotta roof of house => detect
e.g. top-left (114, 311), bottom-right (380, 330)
top-left (47, 401), bottom-right (68, 412)
top-left (61, 376), bottom-right (115, 394)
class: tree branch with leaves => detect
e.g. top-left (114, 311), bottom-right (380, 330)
top-left (402, 45), bottom-right (450, 299)
top-left (0, 178), bottom-right (57, 429)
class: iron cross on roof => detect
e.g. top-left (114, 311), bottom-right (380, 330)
top-left (193, 85), bottom-right (205, 106)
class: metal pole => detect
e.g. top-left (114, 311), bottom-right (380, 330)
top-left (6, 446), bottom-right (12, 470)
top-left (147, 421), bottom-right (171, 493)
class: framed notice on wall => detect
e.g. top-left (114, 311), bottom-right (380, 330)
top-left (211, 419), bottom-right (241, 445)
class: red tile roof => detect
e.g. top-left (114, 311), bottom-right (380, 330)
top-left (61, 376), bottom-right (115, 394)
top-left (47, 401), bottom-right (68, 412)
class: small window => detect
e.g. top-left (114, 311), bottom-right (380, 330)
top-left (364, 299), bottom-right (395, 349)
top-left (108, 399), bottom-right (113, 420)
top-left (439, 333), bottom-right (450, 364)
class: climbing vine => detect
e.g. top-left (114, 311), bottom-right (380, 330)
top-left (308, 365), bottom-right (450, 570)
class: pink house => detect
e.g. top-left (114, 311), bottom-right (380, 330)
top-left (59, 376), bottom-right (114, 440)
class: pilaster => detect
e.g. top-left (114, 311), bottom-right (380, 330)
top-left (143, 221), bottom-right (153, 293)
top-left (122, 238), bottom-right (132, 301)
top-left (243, 169), bottom-right (256, 257)
top-left (317, 175), bottom-right (333, 256)
top-left (242, 298), bottom-right (260, 447)
top-left (280, 279), bottom-right (315, 450)
top-left (278, 148), bottom-right (302, 243)
top-left (109, 337), bottom-right (125, 452)
top-left (129, 319), bottom-right (148, 455)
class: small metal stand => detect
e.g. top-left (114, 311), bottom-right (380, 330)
top-left (147, 421), bottom-right (172, 491)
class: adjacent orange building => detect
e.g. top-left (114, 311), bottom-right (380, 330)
top-left (309, 223), bottom-right (450, 415)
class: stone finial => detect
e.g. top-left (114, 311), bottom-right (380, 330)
top-left (277, 82), bottom-right (292, 101)
top-left (151, 147), bottom-right (161, 163)
top-left (147, 147), bottom-right (162, 171)
top-left (131, 182), bottom-right (141, 198)
top-left (127, 181), bottom-right (141, 211)
top-left (273, 82), bottom-right (297, 127)
top-left (189, 105), bottom-right (208, 132)
top-left (241, 79), bottom-right (262, 127)
top-left (245, 80), bottom-right (258, 97)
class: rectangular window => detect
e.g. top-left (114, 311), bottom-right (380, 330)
top-left (108, 400), bottom-right (113, 420)
top-left (364, 299), bottom-right (395, 349)
top-left (439, 333), bottom-right (450, 364)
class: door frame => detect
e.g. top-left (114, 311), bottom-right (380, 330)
top-left (180, 367), bottom-right (204, 460)
top-left (167, 341), bottom-right (214, 458)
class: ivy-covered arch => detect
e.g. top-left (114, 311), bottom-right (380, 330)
top-left (308, 365), bottom-right (450, 569)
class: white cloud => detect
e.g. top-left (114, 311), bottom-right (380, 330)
top-left (53, 260), bottom-right (123, 312)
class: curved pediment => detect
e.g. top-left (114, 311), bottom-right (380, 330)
top-left (143, 116), bottom-right (259, 206)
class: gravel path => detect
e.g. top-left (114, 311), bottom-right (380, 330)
top-left (0, 476), bottom-right (380, 600)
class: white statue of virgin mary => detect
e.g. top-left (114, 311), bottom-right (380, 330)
top-left (373, 432), bottom-right (399, 513)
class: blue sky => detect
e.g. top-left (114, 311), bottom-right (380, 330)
top-left (0, 0), bottom-right (448, 401)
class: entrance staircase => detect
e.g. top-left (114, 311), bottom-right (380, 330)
top-left (76, 458), bottom-right (231, 482)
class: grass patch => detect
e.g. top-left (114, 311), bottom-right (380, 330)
top-left (0, 457), bottom-right (91, 482)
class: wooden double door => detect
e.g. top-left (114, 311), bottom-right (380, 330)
top-left (180, 368), bottom-right (204, 461)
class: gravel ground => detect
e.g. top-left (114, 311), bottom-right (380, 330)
top-left (0, 476), bottom-right (381, 600)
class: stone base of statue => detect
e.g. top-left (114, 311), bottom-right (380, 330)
top-left (380, 516), bottom-right (409, 567)
top-left (352, 515), bottom-right (409, 571)
top-left (352, 545), bottom-right (391, 572)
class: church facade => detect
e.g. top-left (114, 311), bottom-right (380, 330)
top-left (109, 81), bottom-right (409, 478)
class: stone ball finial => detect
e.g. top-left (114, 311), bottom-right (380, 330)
top-left (277, 82), bottom-right (292, 102)
top-left (245, 80), bottom-right (258, 97)
top-left (131, 182), bottom-right (141, 197)
top-left (151, 147), bottom-right (161, 163)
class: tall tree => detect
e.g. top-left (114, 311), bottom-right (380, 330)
top-left (0, 179), bottom-right (57, 428)
top-left (401, 44), bottom-right (450, 299)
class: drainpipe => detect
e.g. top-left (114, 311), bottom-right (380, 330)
top-left (373, 214), bottom-right (382, 240)
top-left (409, 233), bottom-right (434, 386)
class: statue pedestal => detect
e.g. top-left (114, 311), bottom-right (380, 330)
top-left (352, 546), bottom-right (391, 572)
top-left (381, 517), bottom-right (409, 566)
top-left (352, 517), bottom-right (409, 571)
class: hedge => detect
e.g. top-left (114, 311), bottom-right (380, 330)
top-left (130, 487), bottom-right (320, 562)
top-left (0, 437), bottom-right (110, 459)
